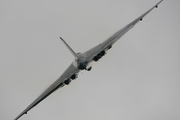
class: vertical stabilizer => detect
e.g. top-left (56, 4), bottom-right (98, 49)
top-left (59, 37), bottom-right (78, 59)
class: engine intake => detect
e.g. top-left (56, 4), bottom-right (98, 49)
top-left (70, 74), bottom-right (77, 80)
top-left (93, 50), bottom-right (106, 61)
top-left (64, 79), bottom-right (71, 85)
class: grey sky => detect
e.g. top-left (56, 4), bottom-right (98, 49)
top-left (1, 0), bottom-right (180, 120)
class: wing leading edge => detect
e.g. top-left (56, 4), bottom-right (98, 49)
top-left (14, 63), bottom-right (79, 120)
top-left (84, 0), bottom-right (163, 62)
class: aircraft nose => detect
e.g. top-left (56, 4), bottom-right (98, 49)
top-left (78, 61), bottom-right (88, 70)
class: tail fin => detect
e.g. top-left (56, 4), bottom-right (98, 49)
top-left (59, 37), bottom-right (78, 59)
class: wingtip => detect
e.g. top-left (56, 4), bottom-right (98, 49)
top-left (60, 37), bottom-right (66, 42)
top-left (14, 111), bottom-right (27, 120)
top-left (59, 37), bottom-right (63, 40)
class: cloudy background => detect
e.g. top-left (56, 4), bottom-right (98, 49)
top-left (1, 0), bottom-right (180, 120)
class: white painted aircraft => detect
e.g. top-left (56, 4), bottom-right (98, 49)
top-left (14, 0), bottom-right (163, 120)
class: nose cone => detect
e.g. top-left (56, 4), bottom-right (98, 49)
top-left (78, 64), bottom-right (86, 70)
top-left (77, 58), bottom-right (88, 70)
top-left (78, 62), bottom-right (88, 70)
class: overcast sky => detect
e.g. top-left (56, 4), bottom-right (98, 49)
top-left (1, 0), bottom-right (180, 120)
